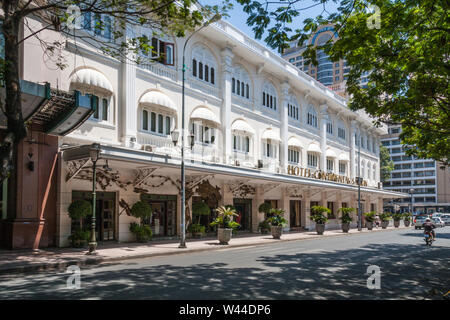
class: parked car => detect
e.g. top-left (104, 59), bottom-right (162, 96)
top-left (440, 214), bottom-right (450, 225)
top-left (414, 216), bottom-right (428, 229)
top-left (432, 213), bottom-right (442, 219)
top-left (433, 217), bottom-right (446, 228)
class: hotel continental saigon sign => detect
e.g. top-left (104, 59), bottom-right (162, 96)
top-left (287, 165), bottom-right (368, 187)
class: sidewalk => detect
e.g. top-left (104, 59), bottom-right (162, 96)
top-left (0, 225), bottom-right (411, 275)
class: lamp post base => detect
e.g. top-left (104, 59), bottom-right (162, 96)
top-left (86, 242), bottom-right (98, 255)
top-left (178, 242), bottom-right (187, 249)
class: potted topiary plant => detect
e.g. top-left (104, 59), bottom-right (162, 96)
top-left (191, 202), bottom-right (210, 238)
top-left (129, 201), bottom-right (153, 242)
top-left (363, 211), bottom-right (377, 230)
top-left (403, 212), bottom-right (412, 227)
top-left (267, 208), bottom-right (287, 239)
top-left (392, 212), bottom-right (403, 228)
top-left (379, 212), bottom-right (392, 229)
top-left (310, 205), bottom-right (330, 235)
top-left (67, 200), bottom-right (92, 247)
top-left (210, 206), bottom-right (240, 245)
top-left (338, 207), bottom-right (355, 233)
top-left (258, 219), bottom-right (271, 234)
top-left (258, 202), bottom-right (272, 218)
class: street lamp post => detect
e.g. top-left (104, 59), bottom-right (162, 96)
top-left (409, 188), bottom-right (414, 214)
top-left (87, 143), bottom-right (100, 255)
top-left (357, 133), bottom-right (362, 231)
top-left (176, 13), bottom-right (221, 249)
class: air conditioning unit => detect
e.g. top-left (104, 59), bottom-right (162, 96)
top-left (141, 144), bottom-right (153, 152)
top-left (257, 160), bottom-right (263, 168)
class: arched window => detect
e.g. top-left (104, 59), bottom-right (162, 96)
top-left (192, 44), bottom-right (217, 85)
top-left (232, 65), bottom-right (251, 100)
top-left (288, 95), bottom-right (300, 121)
top-left (307, 105), bottom-right (318, 128)
top-left (337, 119), bottom-right (346, 140)
top-left (262, 81), bottom-right (277, 110)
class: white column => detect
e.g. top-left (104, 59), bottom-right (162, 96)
top-left (350, 120), bottom-right (357, 178)
top-left (280, 82), bottom-right (290, 173)
top-left (319, 104), bottom-right (328, 171)
top-left (121, 25), bottom-right (137, 147)
top-left (220, 46), bottom-right (234, 164)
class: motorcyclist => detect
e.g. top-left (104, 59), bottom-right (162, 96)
top-left (422, 218), bottom-right (436, 240)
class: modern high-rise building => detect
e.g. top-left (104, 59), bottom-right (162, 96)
top-left (381, 125), bottom-right (450, 214)
top-left (281, 24), bottom-right (369, 97)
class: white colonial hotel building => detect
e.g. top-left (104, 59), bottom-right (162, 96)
top-left (15, 12), bottom-right (406, 246)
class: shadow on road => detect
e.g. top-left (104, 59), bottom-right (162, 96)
top-left (0, 242), bottom-right (449, 300)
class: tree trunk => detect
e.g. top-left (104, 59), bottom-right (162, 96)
top-left (1, 1), bottom-right (28, 220)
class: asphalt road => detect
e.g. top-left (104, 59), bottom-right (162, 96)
top-left (0, 227), bottom-right (449, 300)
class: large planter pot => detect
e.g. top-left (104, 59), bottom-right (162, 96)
top-left (271, 226), bottom-right (283, 239)
top-left (381, 221), bottom-right (389, 229)
top-left (366, 221), bottom-right (374, 230)
top-left (192, 232), bottom-right (204, 239)
top-left (341, 222), bottom-right (350, 233)
top-left (316, 223), bottom-right (325, 235)
top-left (218, 228), bottom-right (232, 245)
top-left (404, 220), bottom-right (411, 227)
top-left (394, 220), bottom-right (400, 228)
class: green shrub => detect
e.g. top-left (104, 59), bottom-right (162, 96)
top-left (310, 205), bottom-right (330, 224)
top-left (267, 208), bottom-right (287, 227)
top-left (210, 206), bottom-right (240, 230)
top-left (68, 230), bottom-right (91, 247)
top-left (339, 207), bottom-right (355, 223)
top-left (363, 211), bottom-right (377, 222)
top-left (192, 202), bottom-right (210, 225)
top-left (129, 222), bottom-right (152, 242)
top-left (379, 212), bottom-right (392, 221)
top-left (188, 223), bottom-right (206, 234)
top-left (258, 203), bottom-right (272, 214)
top-left (68, 200), bottom-right (92, 220)
top-left (131, 201), bottom-right (152, 220)
top-left (258, 219), bottom-right (271, 234)
top-left (403, 212), bottom-right (412, 221)
top-left (392, 212), bottom-right (403, 221)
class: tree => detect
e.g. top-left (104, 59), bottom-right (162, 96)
top-left (236, 0), bottom-right (449, 166)
top-left (379, 145), bottom-right (394, 182)
top-left (0, 0), bottom-right (230, 218)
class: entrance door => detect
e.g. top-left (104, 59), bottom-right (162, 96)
top-left (101, 200), bottom-right (115, 240)
top-left (290, 200), bottom-right (302, 229)
top-left (149, 202), bottom-right (166, 237)
top-left (233, 199), bottom-right (252, 231)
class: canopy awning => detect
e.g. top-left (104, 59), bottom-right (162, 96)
top-left (288, 136), bottom-right (302, 148)
top-left (70, 68), bottom-right (113, 97)
top-left (261, 128), bottom-right (281, 142)
top-left (326, 149), bottom-right (337, 158)
top-left (307, 143), bottom-right (322, 154)
top-left (139, 90), bottom-right (177, 114)
top-left (231, 119), bottom-right (255, 135)
top-left (339, 153), bottom-right (350, 162)
top-left (190, 106), bottom-right (221, 126)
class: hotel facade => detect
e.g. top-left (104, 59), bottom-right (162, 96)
top-left (0, 12), bottom-right (406, 249)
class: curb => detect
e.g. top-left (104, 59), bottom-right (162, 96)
top-left (0, 226), bottom-right (412, 276)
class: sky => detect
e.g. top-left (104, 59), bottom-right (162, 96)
top-left (206, 0), bottom-right (340, 56)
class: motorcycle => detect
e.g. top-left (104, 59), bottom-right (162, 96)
top-left (424, 231), bottom-right (434, 246)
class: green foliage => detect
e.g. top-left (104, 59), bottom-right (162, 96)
top-left (187, 223), bottom-right (206, 234)
top-left (338, 207), bottom-right (355, 223)
top-left (258, 219), bottom-right (271, 234)
top-left (129, 222), bottom-right (152, 242)
top-left (131, 201), bottom-right (152, 220)
top-left (267, 208), bottom-right (287, 227)
top-left (258, 202), bottom-right (272, 214)
top-left (380, 146), bottom-right (394, 182)
top-left (379, 213), bottom-right (392, 222)
top-left (310, 205), bottom-right (330, 224)
top-left (363, 211), bottom-right (377, 222)
top-left (68, 230), bottom-right (91, 247)
top-left (403, 212), bottom-right (412, 221)
top-left (392, 213), bottom-right (403, 221)
top-left (68, 200), bottom-right (92, 220)
top-left (237, 0), bottom-right (450, 166)
top-left (192, 202), bottom-right (211, 216)
top-left (210, 206), bottom-right (240, 230)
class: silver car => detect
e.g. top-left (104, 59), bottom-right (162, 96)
top-left (440, 214), bottom-right (450, 225)
top-left (433, 217), bottom-right (446, 228)
top-left (414, 216), bottom-right (428, 229)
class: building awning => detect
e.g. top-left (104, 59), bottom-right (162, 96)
top-left (0, 79), bottom-right (95, 136)
top-left (139, 90), bottom-right (177, 115)
top-left (231, 119), bottom-right (255, 135)
top-left (190, 106), bottom-right (221, 126)
top-left (261, 128), bottom-right (281, 142)
top-left (339, 153), bottom-right (350, 162)
top-left (307, 143), bottom-right (322, 154)
top-left (288, 136), bottom-right (302, 148)
top-left (70, 68), bottom-right (113, 97)
top-left (326, 149), bottom-right (337, 158)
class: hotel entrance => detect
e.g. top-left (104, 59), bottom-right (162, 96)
top-left (233, 199), bottom-right (252, 231)
top-left (141, 194), bottom-right (177, 237)
top-left (290, 200), bottom-right (302, 230)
